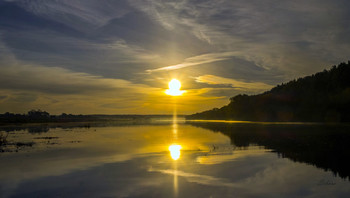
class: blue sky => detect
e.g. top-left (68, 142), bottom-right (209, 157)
top-left (1, 0), bottom-right (349, 114)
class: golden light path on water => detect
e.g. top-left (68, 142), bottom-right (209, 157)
top-left (166, 79), bottom-right (184, 198)
top-left (170, 103), bottom-right (180, 198)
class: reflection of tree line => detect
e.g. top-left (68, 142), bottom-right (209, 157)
top-left (0, 119), bottom-right (177, 135)
top-left (187, 121), bottom-right (350, 180)
top-left (187, 62), bottom-right (350, 122)
top-left (0, 124), bottom-right (87, 151)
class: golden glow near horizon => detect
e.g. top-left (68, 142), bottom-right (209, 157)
top-left (169, 144), bottom-right (182, 160)
top-left (165, 79), bottom-right (185, 96)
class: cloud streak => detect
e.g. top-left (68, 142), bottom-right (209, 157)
top-left (0, 64), bottom-right (140, 94)
top-left (147, 52), bottom-right (237, 72)
top-left (195, 75), bottom-right (273, 92)
top-left (16, 0), bottom-right (132, 28)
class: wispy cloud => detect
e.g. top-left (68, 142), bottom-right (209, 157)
top-left (147, 52), bottom-right (237, 73)
top-left (0, 63), bottom-right (164, 114)
top-left (0, 64), bottom-right (142, 94)
top-left (108, 40), bottom-right (160, 62)
top-left (134, 0), bottom-right (350, 76)
top-left (195, 75), bottom-right (273, 92)
top-left (129, 0), bottom-right (230, 44)
top-left (16, 0), bottom-right (132, 27)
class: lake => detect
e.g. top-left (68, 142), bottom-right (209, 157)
top-left (1, 119), bottom-right (350, 198)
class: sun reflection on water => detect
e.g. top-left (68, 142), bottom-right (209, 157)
top-left (171, 99), bottom-right (181, 198)
top-left (169, 144), bottom-right (182, 160)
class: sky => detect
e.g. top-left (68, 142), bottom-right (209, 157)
top-left (0, 0), bottom-right (350, 115)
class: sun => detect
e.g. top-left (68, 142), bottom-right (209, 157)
top-left (165, 79), bottom-right (185, 96)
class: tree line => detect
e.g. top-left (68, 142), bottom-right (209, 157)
top-left (0, 110), bottom-right (91, 123)
top-left (0, 110), bottom-right (176, 124)
top-left (186, 61), bottom-right (350, 122)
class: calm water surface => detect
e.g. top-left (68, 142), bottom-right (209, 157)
top-left (1, 119), bottom-right (350, 198)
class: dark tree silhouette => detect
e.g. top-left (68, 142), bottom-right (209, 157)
top-left (186, 61), bottom-right (350, 122)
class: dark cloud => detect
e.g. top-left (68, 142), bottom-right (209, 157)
top-left (10, 93), bottom-right (37, 103)
top-left (0, 2), bottom-right (79, 34)
top-left (0, 95), bottom-right (7, 100)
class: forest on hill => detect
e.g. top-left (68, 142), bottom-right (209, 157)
top-left (186, 61), bottom-right (350, 122)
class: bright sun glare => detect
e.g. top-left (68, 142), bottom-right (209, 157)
top-left (169, 144), bottom-right (182, 160)
top-left (165, 79), bottom-right (185, 96)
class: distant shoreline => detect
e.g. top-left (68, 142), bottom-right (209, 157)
top-left (0, 111), bottom-right (185, 125)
